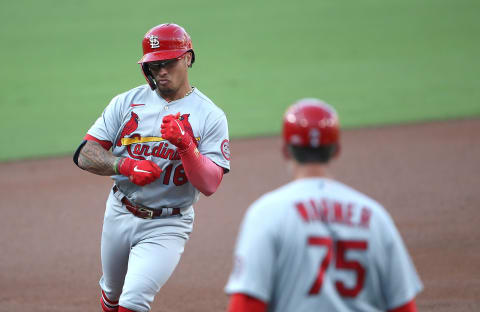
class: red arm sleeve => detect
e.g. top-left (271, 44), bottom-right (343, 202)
top-left (178, 143), bottom-right (224, 196)
top-left (227, 293), bottom-right (267, 312)
top-left (388, 299), bottom-right (417, 312)
top-left (84, 134), bottom-right (113, 150)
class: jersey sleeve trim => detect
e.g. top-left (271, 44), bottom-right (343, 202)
top-left (227, 293), bottom-right (267, 312)
top-left (84, 134), bottom-right (113, 150)
top-left (73, 140), bottom-right (87, 167)
top-left (388, 299), bottom-right (417, 312)
top-left (207, 157), bottom-right (230, 173)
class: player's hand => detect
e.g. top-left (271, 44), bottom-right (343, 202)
top-left (160, 112), bottom-right (193, 151)
top-left (118, 158), bottom-right (162, 186)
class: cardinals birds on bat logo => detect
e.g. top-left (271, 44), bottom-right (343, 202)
top-left (117, 112), bottom-right (139, 146)
top-left (179, 114), bottom-right (198, 147)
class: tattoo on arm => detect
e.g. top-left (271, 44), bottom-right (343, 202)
top-left (78, 141), bottom-right (119, 176)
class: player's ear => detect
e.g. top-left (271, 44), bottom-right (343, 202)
top-left (185, 52), bottom-right (193, 67)
top-left (282, 144), bottom-right (291, 160)
top-left (332, 144), bottom-right (341, 159)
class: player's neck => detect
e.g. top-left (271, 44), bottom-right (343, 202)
top-left (292, 163), bottom-right (330, 180)
top-left (157, 83), bottom-right (193, 103)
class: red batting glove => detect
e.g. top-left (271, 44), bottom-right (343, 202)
top-left (118, 158), bottom-right (162, 186)
top-left (160, 112), bottom-right (193, 151)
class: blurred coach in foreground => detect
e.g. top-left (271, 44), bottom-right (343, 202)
top-left (224, 98), bottom-right (422, 312)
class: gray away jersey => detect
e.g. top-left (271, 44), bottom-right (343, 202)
top-left (225, 178), bottom-right (422, 312)
top-left (87, 85), bottom-right (230, 209)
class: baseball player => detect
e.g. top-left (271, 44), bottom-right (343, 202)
top-left (224, 99), bottom-right (422, 312)
top-left (73, 23), bottom-right (230, 312)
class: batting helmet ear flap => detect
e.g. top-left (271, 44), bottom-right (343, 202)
top-left (141, 63), bottom-right (157, 90)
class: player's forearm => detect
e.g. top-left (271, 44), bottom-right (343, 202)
top-left (78, 140), bottom-right (120, 176)
top-left (178, 143), bottom-right (224, 196)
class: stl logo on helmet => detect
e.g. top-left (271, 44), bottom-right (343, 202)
top-left (149, 35), bottom-right (160, 49)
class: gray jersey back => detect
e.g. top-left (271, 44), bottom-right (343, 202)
top-left (225, 178), bottom-right (422, 312)
top-left (87, 85), bottom-right (230, 208)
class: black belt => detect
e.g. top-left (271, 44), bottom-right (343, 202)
top-left (112, 185), bottom-right (181, 219)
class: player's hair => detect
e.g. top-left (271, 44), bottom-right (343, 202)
top-left (288, 144), bottom-right (338, 164)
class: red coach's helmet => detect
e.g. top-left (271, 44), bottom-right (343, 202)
top-left (138, 23), bottom-right (195, 89)
top-left (282, 98), bottom-right (340, 148)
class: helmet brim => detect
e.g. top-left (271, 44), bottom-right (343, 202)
top-left (137, 50), bottom-right (188, 64)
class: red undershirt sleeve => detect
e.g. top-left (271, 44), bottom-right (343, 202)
top-left (178, 142), bottom-right (224, 196)
top-left (388, 299), bottom-right (417, 312)
top-left (227, 293), bottom-right (267, 312)
top-left (84, 134), bottom-right (113, 150)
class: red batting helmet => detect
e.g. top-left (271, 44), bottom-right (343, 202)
top-left (283, 98), bottom-right (340, 150)
top-left (138, 23), bottom-right (195, 89)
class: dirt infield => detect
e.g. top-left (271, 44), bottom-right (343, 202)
top-left (0, 119), bottom-right (479, 312)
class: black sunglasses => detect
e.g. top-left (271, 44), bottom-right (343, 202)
top-left (147, 54), bottom-right (185, 71)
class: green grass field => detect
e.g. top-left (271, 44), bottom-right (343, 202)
top-left (0, 0), bottom-right (479, 161)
